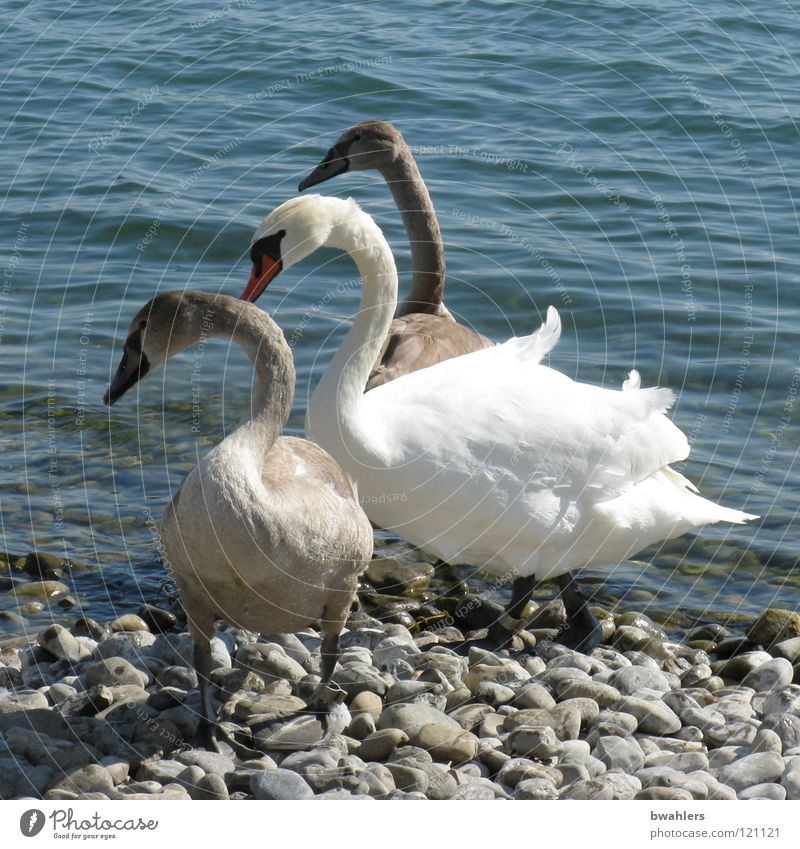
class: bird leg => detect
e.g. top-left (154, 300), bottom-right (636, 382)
top-left (193, 630), bottom-right (261, 759)
top-left (554, 572), bottom-right (603, 653)
top-left (482, 574), bottom-right (538, 650)
top-left (308, 615), bottom-right (347, 721)
top-left (193, 635), bottom-right (221, 753)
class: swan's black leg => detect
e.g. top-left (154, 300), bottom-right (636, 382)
top-left (453, 575), bottom-right (537, 653)
top-left (555, 572), bottom-right (603, 653)
top-left (484, 574), bottom-right (538, 649)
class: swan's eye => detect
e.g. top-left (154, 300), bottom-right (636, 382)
top-left (352, 133), bottom-right (361, 141)
top-left (138, 319), bottom-right (147, 330)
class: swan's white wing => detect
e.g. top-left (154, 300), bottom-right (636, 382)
top-left (360, 308), bottom-right (690, 566)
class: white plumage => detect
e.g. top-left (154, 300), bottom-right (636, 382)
top-left (245, 195), bottom-right (756, 594)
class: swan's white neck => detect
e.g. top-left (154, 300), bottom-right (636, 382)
top-left (306, 209), bottom-right (398, 452)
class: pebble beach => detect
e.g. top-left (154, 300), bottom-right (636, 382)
top-left (3, 549), bottom-right (800, 801)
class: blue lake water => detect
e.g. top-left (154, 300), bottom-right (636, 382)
top-left (1, 0), bottom-right (798, 635)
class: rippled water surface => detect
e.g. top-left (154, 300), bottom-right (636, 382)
top-left (1, 0), bottom-right (798, 635)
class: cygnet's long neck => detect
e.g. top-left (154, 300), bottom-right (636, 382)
top-left (379, 148), bottom-right (446, 317)
top-left (307, 211), bottom-right (398, 451)
top-left (204, 297), bottom-right (294, 462)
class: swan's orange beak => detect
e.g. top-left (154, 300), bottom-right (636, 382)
top-left (241, 256), bottom-right (282, 302)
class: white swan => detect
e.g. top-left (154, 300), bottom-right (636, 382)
top-left (254, 120), bottom-right (493, 389)
top-left (104, 290), bottom-right (372, 750)
top-left (240, 195), bottom-right (757, 650)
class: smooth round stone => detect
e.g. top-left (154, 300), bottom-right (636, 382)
top-left (137, 604), bottom-right (178, 634)
top-left (741, 658), bottom-right (794, 692)
top-left (761, 713), bottom-right (800, 750)
top-left (385, 763), bottom-right (428, 795)
top-left (760, 685), bottom-right (800, 717)
top-left (251, 768), bottom-right (314, 800)
top-left (512, 682), bottom-right (556, 710)
top-left (84, 657), bottom-right (148, 689)
top-left (704, 721), bottom-right (758, 749)
top-left (236, 643), bottom-right (304, 682)
top-left (682, 664), bottom-right (713, 687)
top-left (373, 635), bottom-right (420, 669)
top-left (593, 736), bottom-right (645, 772)
top-left (474, 681), bottom-right (516, 707)
top-left (194, 773), bottom-right (230, 801)
top-left (718, 752), bottom-right (785, 792)
top-left (597, 772), bottom-right (642, 800)
top-left (447, 784), bottom-right (495, 800)
top-left (358, 728), bottom-right (408, 761)
top-left (589, 709), bottom-right (639, 734)
top-left (644, 751), bottom-right (709, 772)
top-left (713, 652), bottom-right (774, 681)
top-left (609, 665), bottom-right (671, 695)
top-left (93, 632), bottom-right (156, 665)
top-left (554, 678), bottom-right (621, 708)
top-left (751, 728), bottom-right (783, 754)
top-left (156, 665), bottom-right (197, 689)
top-left (497, 759), bottom-right (562, 788)
top-left (47, 682), bottom-right (78, 705)
top-left (559, 779), bottom-right (613, 800)
top-left (739, 782), bottom-right (786, 800)
top-left (503, 706), bottom-right (581, 740)
top-left (514, 778), bottom-right (558, 799)
top-left (781, 758), bottom-right (800, 800)
top-left (350, 691), bottom-right (383, 720)
top-left (49, 764), bottom-right (115, 795)
top-left (747, 609), bottom-right (800, 647)
top-left (2, 688), bottom-right (50, 709)
top-left (507, 725), bottom-right (563, 759)
top-left (614, 696), bottom-right (682, 736)
top-left (37, 624), bottom-right (91, 663)
top-left (331, 664), bottom-right (388, 698)
top-left (234, 694), bottom-right (306, 724)
top-left (414, 723), bottom-right (479, 764)
top-left (70, 617), bottom-right (107, 641)
top-left (110, 614), bottom-right (150, 633)
top-left (346, 712), bottom-right (376, 740)
top-left (771, 637), bottom-right (800, 663)
top-left (449, 703), bottom-right (495, 732)
top-left (635, 787), bottom-right (693, 800)
top-left (13, 581), bottom-right (70, 601)
top-left (377, 701), bottom-right (460, 737)
top-left (253, 715), bottom-right (323, 751)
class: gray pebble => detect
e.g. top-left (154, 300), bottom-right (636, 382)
top-left (251, 768), bottom-right (314, 800)
top-left (741, 657), bottom-right (794, 693)
top-left (718, 752), bottom-right (785, 792)
top-left (594, 735), bottom-right (645, 772)
top-left (614, 696), bottom-right (682, 735)
top-left (514, 777), bottom-right (559, 799)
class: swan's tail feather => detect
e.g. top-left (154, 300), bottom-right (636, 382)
top-left (664, 467), bottom-right (758, 525)
top-left (507, 305), bottom-right (562, 364)
top-left (622, 369), bottom-right (641, 391)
